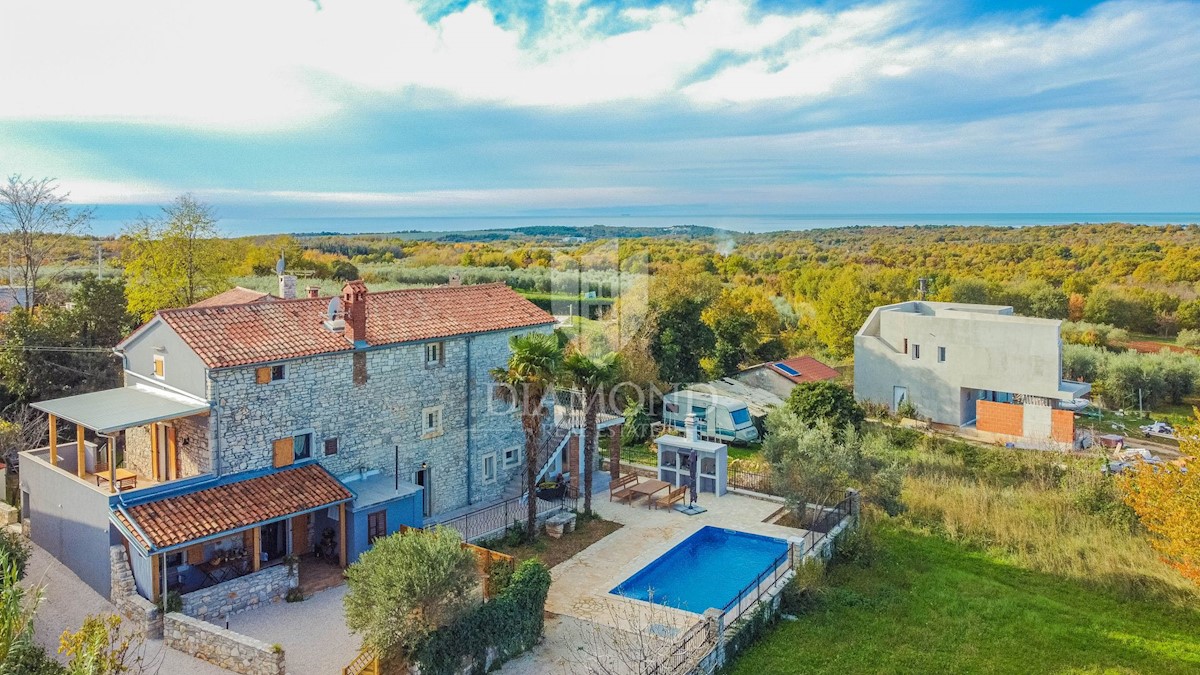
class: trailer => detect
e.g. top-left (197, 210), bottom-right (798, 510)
top-left (662, 390), bottom-right (759, 444)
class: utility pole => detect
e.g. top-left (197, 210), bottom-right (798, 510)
top-left (96, 243), bottom-right (103, 277)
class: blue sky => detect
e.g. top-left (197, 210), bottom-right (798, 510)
top-left (1, 0), bottom-right (1198, 230)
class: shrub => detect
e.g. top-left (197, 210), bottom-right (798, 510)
top-left (413, 559), bottom-right (551, 675)
top-left (0, 531), bottom-right (30, 582)
top-left (284, 587), bottom-right (304, 603)
top-left (1177, 328), bottom-right (1200, 349)
top-left (786, 381), bottom-right (865, 431)
top-left (160, 590), bottom-right (182, 614)
top-left (831, 523), bottom-right (878, 567)
top-left (779, 558), bottom-right (827, 616)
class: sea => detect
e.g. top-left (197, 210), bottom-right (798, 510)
top-left (86, 206), bottom-right (1200, 237)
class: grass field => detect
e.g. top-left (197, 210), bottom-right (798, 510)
top-left (729, 524), bottom-right (1200, 675)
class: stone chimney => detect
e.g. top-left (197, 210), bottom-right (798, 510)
top-left (341, 280), bottom-right (368, 346)
top-left (279, 274), bottom-right (297, 300)
top-left (684, 414), bottom-right (698, 442)
top-left (306, 285), bottom-right (320, 299)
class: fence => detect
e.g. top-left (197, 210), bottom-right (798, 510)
top-left (726, 467), bottom-right (776, 495)
top-left (643, 614), bottom-right (719, 675)
top-left (342, 649), bottom-right (379, 675)
top-left (435, 487), bottom-right (578, 543)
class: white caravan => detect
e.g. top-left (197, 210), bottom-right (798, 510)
top-left (662, 390), bottom-right (759, 444)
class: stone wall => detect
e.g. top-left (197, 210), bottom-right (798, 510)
top-left (109, 546), bottom-right (163, 639)
top-left (210, 326), bottom-right (543, 518)
top-left (120, 416), bottom-right (211, 481)
top-left (123, 426), bottom-right (154, 482)
top-left (164, 613), bottom-right (285, 675)
top-left (180, 564), bottom-right (295, 623)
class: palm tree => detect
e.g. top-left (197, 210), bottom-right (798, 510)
top-left (491, 332), bottom-right (564, 541)
top-left (561, 350), bottom-right (622, 515)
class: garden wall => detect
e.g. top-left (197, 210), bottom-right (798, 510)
top-left (109, 546), bottom-right (163, 639)
top-left (164, 613), bottom-right (285, 675)
top-left (181, 564), bottom-right (295, 623)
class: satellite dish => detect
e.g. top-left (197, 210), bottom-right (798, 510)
top-left (327, 296), bottom-right (340, 320)
top-left (275, 254), bottom-right (286, 276)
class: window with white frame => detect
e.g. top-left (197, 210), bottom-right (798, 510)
top-left (937, 346), bottom-right (946, 363)
top-left (425, 341), bottom-right (444, 367)
top-left (421, 406), bottom-right (444, 438)
top-left (912, 344), bottom-right (921, 360)
top-left (481, 452), bottom-right (497, 484)
top-left (502, 445), bottom-right (520, 467)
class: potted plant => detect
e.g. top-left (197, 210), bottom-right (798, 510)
top-left (535, 477), bottom-right (566, 500)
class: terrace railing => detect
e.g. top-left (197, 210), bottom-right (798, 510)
top-left (435, 485), bottom-right (578, 543)
top-left (726, 467), bottom-right (777, 495)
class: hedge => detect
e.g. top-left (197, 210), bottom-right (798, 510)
top-left (413, 559), bottom-right (552, 675)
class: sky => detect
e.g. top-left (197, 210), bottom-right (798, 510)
top-left (1, 0), bottom-right (1198, 231)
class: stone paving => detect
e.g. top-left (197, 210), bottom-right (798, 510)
top-left (226, 582), bottom-right (359, 675)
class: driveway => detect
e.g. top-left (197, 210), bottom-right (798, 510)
top-left (226, 583), bottom-right (359, 675)
top-left (21, 538), bottom-right (227, 674)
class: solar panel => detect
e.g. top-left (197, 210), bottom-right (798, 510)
top-left (773, 362), bottom-right (801, 376)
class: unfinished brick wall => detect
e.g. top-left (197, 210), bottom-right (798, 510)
top-left (1050, 409), bottom-right (1075, 444)
top-left (976, 400), bottom-right (1024, 437)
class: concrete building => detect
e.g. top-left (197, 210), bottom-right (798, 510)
top-left (854, 301), bottom-right (1090, 446)
top-left (733, 355), bottom-right (840, 400)
top-left (19, 281), bottom-right (556, 602)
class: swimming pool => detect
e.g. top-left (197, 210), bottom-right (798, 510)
top-left (610, 526), bottom-right (789, 614)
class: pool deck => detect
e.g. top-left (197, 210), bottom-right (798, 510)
top-left (547, 489), bottom-right (809, 634)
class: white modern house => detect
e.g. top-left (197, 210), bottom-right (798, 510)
top-left (853, 301), bottom-right (1090, 446)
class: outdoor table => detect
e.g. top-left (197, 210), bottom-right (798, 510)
top-left (95, 468), bottom-right (138, 490)
top-left (629, 479), bottom-right (670, 507)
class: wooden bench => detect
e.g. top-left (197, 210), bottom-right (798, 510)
top-left (653, 486), bottom-right (687, 510)
top-left (609, 473), bottom-right (639, 502)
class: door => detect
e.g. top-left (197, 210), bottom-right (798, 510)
top-left (262, 521), bottom-right (287, 562)
top-left (893, 386), bottom-right (908, 411)
top-left (291, 514), bottom-right (310, 555)
top-left (413, 468), bottom-right (432, 518)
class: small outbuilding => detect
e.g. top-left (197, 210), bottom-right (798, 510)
top-left (655, 417), bottom-right (729, 497)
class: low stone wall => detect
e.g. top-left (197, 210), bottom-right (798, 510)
top-left (181, 564), bottom-right (295, 623)
top-left (164, 613), bottom-right (285, 675)
top-left (109, 546), bottom-right (163, 639)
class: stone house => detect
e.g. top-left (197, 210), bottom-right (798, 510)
top-left (20, 280), bottom-right (555, 604)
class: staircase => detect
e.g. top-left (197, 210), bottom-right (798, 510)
top-left (500, 425), bottom-right (572, 501)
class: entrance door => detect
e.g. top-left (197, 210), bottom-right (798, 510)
top-left (291, 514), bottom-right (310, 555)
top-left (413, 468), bottom-right (432, 518)
top-left (261, 521), bottom-right (287, 562)
top-left (892, 386), bottom-right (908, 411)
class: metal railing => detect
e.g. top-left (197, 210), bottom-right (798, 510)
top-left (436, 485), bottom-right (578, 543)
top-left (726, 467), bottom-right (777, 495)
top-left (717, 548), bottom-right (792, 628)
top-left (643, 615), bottom-right (718, 675)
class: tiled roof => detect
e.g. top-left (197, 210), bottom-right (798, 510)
top-left (189, 286), bottom-right (274, 308)
top-left (158, 282), bottom-right (555, 369)
top-left (116, 464), bottom-right (351, 551)
top-left (766, 356), bottom-right (841, 384)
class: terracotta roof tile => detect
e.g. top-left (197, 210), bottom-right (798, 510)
top-left (189, 286), bottom-right (274, 308)
top-left (116, 464), bottom-right (352, 551)
top-left (157, 282), bottom-right (554, 369)
top-left (767, 356), bottom-right (841, 384)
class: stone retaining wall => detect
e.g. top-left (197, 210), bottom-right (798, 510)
top-left (181, 564), bottom-right (295, 623)
top-left (164, 612), bottom-right (285, 675)
top-left (109, 546), bottom-right (163, 639)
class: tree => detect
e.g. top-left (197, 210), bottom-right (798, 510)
top-left (491, 332), bottom-right (564, 540)
top-left (331, 259), bottom-right (359, 281)
top-left (644, 271), bottom-right (719, 384)
top-left (122, 195), bottom-right (233, 319)
top-left (700, 286), bottom-right (785, 379)
top-left (0, 176), bottom-right (93, 309)
top-left (344, 527), bottom-right (478, 661)
top-left (561, 350), bottom-right (621, 515)
top-left (786, 380), bottom-right (864, 432)
top-left (810, 267), bottom-right (878, 359)
top-left (1118, 415), bottom-right (1199, 583)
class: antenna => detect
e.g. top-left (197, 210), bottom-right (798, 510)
top-left (276, 253), bottom-right (286, 276)
top-left (327, 296), bottom-right (340, 321)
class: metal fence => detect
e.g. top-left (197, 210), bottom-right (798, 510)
top-left (726, 467), bottom-right (776, 495)
top-left (435, 487), bottom-right (579, 543)
top-left (643, 615), bottom-right (719, 675)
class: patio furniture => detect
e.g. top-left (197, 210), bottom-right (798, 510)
top-left (95, 468), bottom-right (138, 490)
top-left (628, 479), bottom-right (670, 507)
top-left (545, 512), bottom-right (577, 539)
top-left (197, 556), bottom-right (247, 586)
top-left (652, 486), bottom-right (687, 510)
top-left (609, 473), bottom-right (639, 502)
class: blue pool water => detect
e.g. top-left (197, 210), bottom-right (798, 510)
top-left (610, 526), bottom-right (789, 614)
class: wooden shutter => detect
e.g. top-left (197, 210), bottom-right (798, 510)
top-left (255, 367), bottom-right (271, 384)
top-left (273, 437), bottom-right (294, 468)
top-left (292, 514), bottom-right (310, 554)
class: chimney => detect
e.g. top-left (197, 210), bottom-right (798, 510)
top-left (279, 274), bottom-right (297, 300)
top-left (684, 414), bottom-right (698, 442)
top-left (448, 274), bottom-right (462, 287)
top-left (342, 280), bottom-right (368, 346)
top-left (306, 285), bottom-right (320, 299)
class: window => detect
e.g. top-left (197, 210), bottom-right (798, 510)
top-left (367, 510), bottom-right (387, 544)
top-left (153, 355), bottom-right (165, 378)
top-left (425, 341), bottom-right (444, 367)
top-left (273, 432), bottom-right (312, 468)
top-left (256, 365), bottom-right (286, 384)
top-left (324, 438), bottom-right (339, 456)
top-left (421, 406), bottom-right (443, 438)
top-left (937, 346), bottom-right (946, 363)
top-left (912, 344), bottom-right (921, 360)
top-left (730, 408), bottom-right (751, 426)
top-left (903, 338), bottom-right (909, 354)
top-left (503, 446), bottom-right (520, 467)
top-left (481, 453), bottom-right (497, 484)
top-left (293, 433), bottom-right (312, 461)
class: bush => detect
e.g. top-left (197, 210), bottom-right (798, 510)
top-left (1177, 328), bottom-right (1200, 349)
top-left (779, 558), bottom-right (827, 616)
top-left (0, 531), bottom-right (30, 582)
top-left (787, 381), bottom-right (865, 431)
top-left (413, 559), bottom-right (552, 675)
top-left (160, 590), bottom-right (182, 614)
top-left (832, 524), bottom-right (877, 567)
top-left (285, 587), bottom-right (304, 603)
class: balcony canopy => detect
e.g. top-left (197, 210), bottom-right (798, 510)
top-left (31, 386), bottom-right (209, 434)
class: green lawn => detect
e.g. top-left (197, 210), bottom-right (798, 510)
top-left (729, 525), bottom-right (1200, 675)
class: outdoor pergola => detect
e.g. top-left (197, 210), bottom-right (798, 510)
top-left (31, 386), bottom-right (210, 493)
